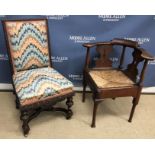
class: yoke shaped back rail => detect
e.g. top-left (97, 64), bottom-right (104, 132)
top-left (83, 38), bottom-right (154, 85)
top-left (2, 19), bottom-right (52, 74)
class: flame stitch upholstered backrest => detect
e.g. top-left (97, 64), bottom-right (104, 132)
top-left (4, 20), bottom-right (50, 72)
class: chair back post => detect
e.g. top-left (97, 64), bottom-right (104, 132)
top-left (118, 45), bottom-right (126, 69)
top-left (46, 19), bottom-right (53, 67)
top-left (83, 46), bottom-right (91, 71)
top-left (138, 59), bottom-right (148, 86)
top-left (2, 20), bottom-right (15, 75)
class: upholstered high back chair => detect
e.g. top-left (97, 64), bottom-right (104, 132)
top-left (3, 19), bottom-right (74, 136)
top-left (82, 38), bottom-right (154, 128)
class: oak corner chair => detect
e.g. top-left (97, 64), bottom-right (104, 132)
top-left (82, 38), bottom-right (154, 128)
top-left (2, 19), bottom-right (74, 136)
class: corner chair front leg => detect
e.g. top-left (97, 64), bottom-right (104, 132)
top-left (91, 100), bottom-right (99, 128)
top-left (82, 72), bottom-right (87, 102)
top-left (128, 93), bottom-right (141, 122)
top-left (66, 97), bottom-right (73, 119)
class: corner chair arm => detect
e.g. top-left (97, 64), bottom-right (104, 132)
top-left (111, 38), bottom-right (139, 48)
top-left (138, 48), bottom-right (155, 61)
top-left (83, 43), bottom-right (97, 48)
top-left (83, 41), bottom-right (112, 48)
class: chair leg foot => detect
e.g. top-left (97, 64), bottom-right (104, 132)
top-left (91, 101), bottom-right (99, 128)
top-left (21, 111), bottom-right (30, 137)
top-left (91, 124), bottom-right (96, 128)
top-left (128, 104), bottom-right (136, 122)
top-left (66, 109), bottom-right (73, 119)
top-left (66, 97), bottom-right (73, 119)
top-left (22, 123), bottom-right (30, 137)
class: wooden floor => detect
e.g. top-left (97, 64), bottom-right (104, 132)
top-left (0, 92), bottom-right (155, 138)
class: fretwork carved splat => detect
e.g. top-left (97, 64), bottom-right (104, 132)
top-left (95, 45), bottom-right (113, 67)
top-left (125, 49), bottom-right (144, 82)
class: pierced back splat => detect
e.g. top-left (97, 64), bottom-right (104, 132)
top-left (124, 49), bottom-right (144, 82)
top-left (95, 45), bottom-right (113, 68)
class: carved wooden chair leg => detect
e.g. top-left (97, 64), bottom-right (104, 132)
top-left (128, 97), bottom-right (139, 122)
top-left (82, 75), bottom-right (87, 102)
top-left (66, 97), bottom-right (73, 119)
top-left (20, 111), bottom-right (30, 137)
top-left (15, 98), bottom-right (20, 109)
top-left (12, 90), bottom-right (15, 95)
top-left (91, 100), bottom-right (99, 128)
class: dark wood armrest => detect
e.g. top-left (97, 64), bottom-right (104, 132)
top-left (112, 38), bottom-right (139, 48)
top-left (138, 48), bottom-right (155, 60)
top-left (83, 38), bottom-right (139, 48)
top-left (83, 43), bottom-right (96, 48)
top-left (83, 42), bottom-right (112, 48)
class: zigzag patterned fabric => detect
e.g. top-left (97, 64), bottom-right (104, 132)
top-left (5, 20), bottom-right (50, 72)
top-left (13, 67), bottom-right (73, 106)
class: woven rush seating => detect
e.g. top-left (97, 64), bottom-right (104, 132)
top-left (89, 69), bottom-right (134, 89)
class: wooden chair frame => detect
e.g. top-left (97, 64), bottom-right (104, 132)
top-left (2, 19), bottom-right (75, 136)
top-left (82, 38), bottom-right (154, 127)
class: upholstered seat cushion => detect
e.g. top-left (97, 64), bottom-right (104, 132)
top-left (89, 70), bottom-right (134, 89)
top-left (13, 67), bottom-right (73, 106)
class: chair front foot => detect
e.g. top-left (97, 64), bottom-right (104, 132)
top-left (21, 111), bottom-right (30, 137)
top-left (66, 109), bottom-right (73, 119)
top-left (22, 122), bottom-right (30, 137)
top-left (128, 103), bottom-right (137, 123)
top-left (128, 97), bottom-right (139, 123)
top-left (91, 123), bottom-right (96, 128)
top-left (91, 101), bottom-right (99, 128)
top-left (66, 97), bottom-right (73, 119)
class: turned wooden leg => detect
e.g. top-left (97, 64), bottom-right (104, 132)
top-left (12, 90), bottom-right (15, 95)
top-left (66, 97), bottom-right (73, 119)
top-left (15, 98), bottom-right (20, 109)
top-left (20, 111), bottom-right (30, 137)
top-left (91, 101), bottom-right (99, 128)
top-left (82, 77), bottom-right (87, 102)
top-left (13, 91), bottom-right (20, 109)
top-left (128, 97), bottom-right (139, 122)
